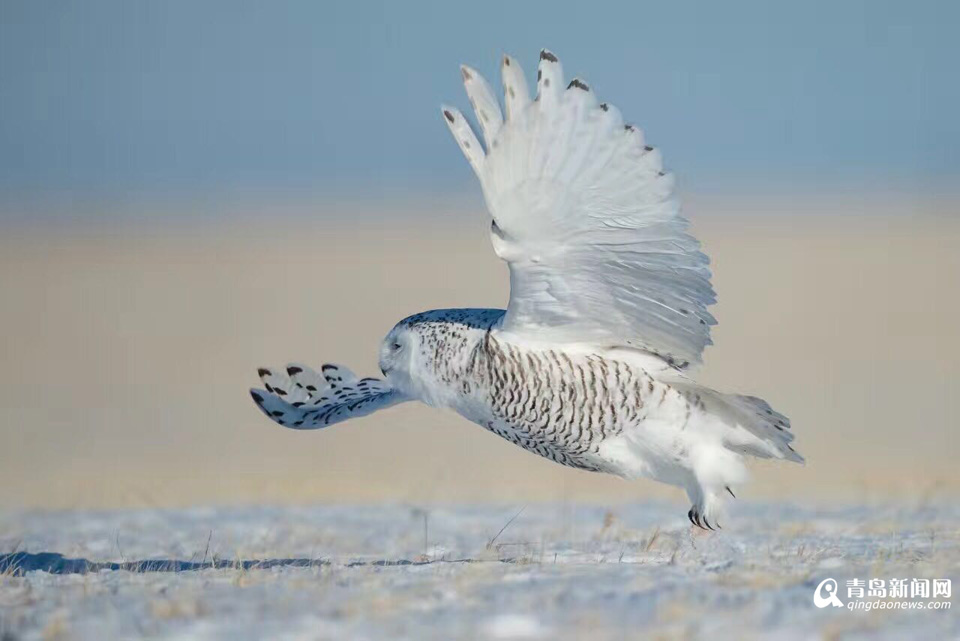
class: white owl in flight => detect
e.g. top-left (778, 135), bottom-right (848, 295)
top-left (250, 50), bottom-right (801, 529)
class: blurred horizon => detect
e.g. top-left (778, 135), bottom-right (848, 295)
top-left (2, 0), bottom-right (959, 225)
top-left (2, 204), bottom-right (959, 509)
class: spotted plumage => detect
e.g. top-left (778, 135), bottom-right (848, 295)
top-left (250, 50), bottom-right (802, 529)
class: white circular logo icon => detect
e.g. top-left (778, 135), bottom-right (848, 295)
top-left (813, 578), bottom-right (844, 608)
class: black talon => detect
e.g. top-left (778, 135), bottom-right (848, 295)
top-left (688, 508), bottom-right (696, 526)
top-left (703, 516), bottom-right (715, 531)
top-left (726, 486), bottom-right (736, 499)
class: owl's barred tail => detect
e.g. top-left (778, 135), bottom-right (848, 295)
top-left (703, 387), bottom-right (802, 464)
top-left (726, 393), bottom-right (802, 463)
top-left (667, 379), bottom-right (801, 464)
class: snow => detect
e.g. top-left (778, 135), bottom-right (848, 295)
top-left (1, 502), bottom-right (957, 639)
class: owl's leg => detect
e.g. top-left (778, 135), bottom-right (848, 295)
top-left (683, 438), bottom-right (749, 530)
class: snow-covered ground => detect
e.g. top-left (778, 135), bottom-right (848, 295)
top-left (1, 502), bottom-right (957, 640)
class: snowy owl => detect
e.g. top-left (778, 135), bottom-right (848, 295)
top-left (250, 50), bottom-right (801, 529)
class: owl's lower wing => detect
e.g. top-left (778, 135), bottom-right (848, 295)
top-left (250, 363), bottom-right (408, 430)
top-left (443, 51), bottom-right (716, 368)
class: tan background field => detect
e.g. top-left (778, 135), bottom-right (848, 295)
top-left (2, 194), bottom-right (957, 509)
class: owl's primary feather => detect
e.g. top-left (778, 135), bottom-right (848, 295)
top-left (250, 364), bottom-right (404, 430)
top-left (444, 49), bottom-right (715, 368)
top-left (250, 51), bottom-right (801, 529)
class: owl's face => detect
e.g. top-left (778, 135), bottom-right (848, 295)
top-left (378, 309), bottom-right (501, 407)
top-left (378, 325), bottom-right (418, 391)
top-left (378, 316), bottom-right (481, 406)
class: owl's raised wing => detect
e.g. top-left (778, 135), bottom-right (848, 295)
top-left (250, 363), bottom-right (407, 429)
top-left (443, 51), bottom-right (716, 368)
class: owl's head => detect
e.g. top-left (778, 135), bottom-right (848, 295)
top-left (377, 309), bottom-right (504, 405)
top-left (378, 323), bottom-right (417, 383)
top-left (377, 319), bottom-right (450, 406)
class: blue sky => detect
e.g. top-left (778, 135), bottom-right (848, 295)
top-left (1, 0), bottom-right (957, 220)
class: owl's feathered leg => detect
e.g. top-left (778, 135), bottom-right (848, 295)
top-left (682, 440), bottom-right (749, 531)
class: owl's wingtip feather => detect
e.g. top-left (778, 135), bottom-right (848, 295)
top-left (539, 49), bottom-right (558, 62)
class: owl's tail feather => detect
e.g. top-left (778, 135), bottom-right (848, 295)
top-left (724, 392), bottom-right (802, 463)
top-left (673, 381), bottom-right (802, 464)
top-left (714, 389), bottom-right (802, 463)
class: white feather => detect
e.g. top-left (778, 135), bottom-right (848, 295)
top-left (441, 105), bottom-right (484, 177)
top-left (535, 49), bottom-right (563, 108)
top-left (460, 65), bottom-right (502, 150)
top-left (500, 54), bottom-right (531, 121)
top-left (446, 50), bottom-right (716, 367)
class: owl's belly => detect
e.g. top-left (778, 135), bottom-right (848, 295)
top-left (462, 393), bottom-right (696, 484)
top-left (453, 335), bottom-right (678, 473)
top-left (455, 383), bottom-right (624, 473)
top-left (473, 414), bottom-right (609, 472)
